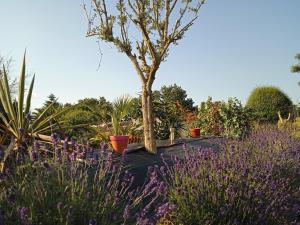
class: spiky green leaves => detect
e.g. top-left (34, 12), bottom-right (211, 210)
top-left (0, 52), bottom-right (68, 145)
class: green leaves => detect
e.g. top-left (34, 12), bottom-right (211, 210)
top-left (111, 95), bottom-right (133, 135)
top-left (0, 52), bottom-right (66, 145)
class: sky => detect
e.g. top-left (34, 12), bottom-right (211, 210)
top-left (0, 0), bottom-right (299, 108)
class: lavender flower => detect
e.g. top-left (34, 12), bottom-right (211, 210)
top-left (18, 207), bottom-right (29, 222)
top-left (88, 219), bottom-right (96, 225)
top-left (123, 204), bottom-right (130, 220)
top-left (155, 202), bottom-right (176, 218)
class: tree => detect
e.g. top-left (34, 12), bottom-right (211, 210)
top-left (78, 97), bottom-right (112, 123)
top-left (160, 84), bottom-right (194, 111)
top-left (246, 86), bottom-right (293, 123)
top-left (35, 93), bottom-right (62, 118)
top-left (84, 0), bottom-right (206, 153)
top-left (291, 53), bottom-right (300, 73)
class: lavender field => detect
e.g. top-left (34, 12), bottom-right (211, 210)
top-left (1, 126), bottom-right (300, 225)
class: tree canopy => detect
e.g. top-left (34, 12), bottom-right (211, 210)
top-left (291, 53), bottom-right (300, 73)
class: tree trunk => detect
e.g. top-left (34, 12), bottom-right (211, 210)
top-left (141, 85), bottom-right (157, 153)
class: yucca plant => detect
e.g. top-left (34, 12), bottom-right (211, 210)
top-left (0, 53), bottom-right (67, 147)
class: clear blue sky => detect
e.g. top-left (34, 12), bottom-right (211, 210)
top-left (0, 0), bottom-right (299, 108)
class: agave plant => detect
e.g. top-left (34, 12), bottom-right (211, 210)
top-left (0, 53), bottom-right (67, 146)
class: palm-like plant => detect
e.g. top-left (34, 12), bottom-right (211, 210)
top-left (0, 53), bottom-right (67, 146)
top-left (111, 95), bottom-right (134, 135)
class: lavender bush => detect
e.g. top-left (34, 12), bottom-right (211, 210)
top-left (0, 136), bottom-right (168, 225)
top-left (162, 126), bottom-right (300, 225)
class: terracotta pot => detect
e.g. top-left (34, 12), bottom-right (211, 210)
top-left (190, 128), bottom-right (200, 138)
top-left (109, 135), bottom-right (129, 154)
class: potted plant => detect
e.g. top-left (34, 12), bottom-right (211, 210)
top-left (185, 112), bottom-right (201, 138)
top-left (109, 95), bottom-right (133, 154)
top-left (189, 124), bottom-right (201, 138)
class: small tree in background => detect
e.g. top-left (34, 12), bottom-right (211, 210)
top-left (291, 53), bottom-right (300, 85)
top-left (36, 94), bottom-right (62, 117)
top-left (291, 53), bottom-right (300, 73)
top-left (160, 84), bottom-right (194, 111)
top-left (246, 86), bottom-right (293, 123)
top-left (84, 0), bottom-right (206, 153)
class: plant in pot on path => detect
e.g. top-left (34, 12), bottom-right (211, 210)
top-left (177, 102), bottom-right (200, 138)
top-left (109, 95), bottom-right (134, 154)
top-left (188, 120), bottom-right (201, 138)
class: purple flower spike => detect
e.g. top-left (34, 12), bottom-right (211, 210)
top-left (156, 203), bottom-right (176, 218)
top-left (30, 150), bottom-right (38, 162)
top-left (89, 219), bottom-right (96, 225)
top-left (123, 204), bottom-right (130, 220)
top-left (18, 207), bottom-right (28, 221)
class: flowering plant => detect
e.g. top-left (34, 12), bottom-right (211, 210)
top-left (162, 126), bottom-right (300, 224)
top-left (0, 135), bottom-right (170, 225)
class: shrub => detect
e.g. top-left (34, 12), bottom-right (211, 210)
top-left (197, 97), bottom-right (223, 136)
top-left (246, 86), bottom-right (293, 123)
top-left (152, 91), bottom-right (185, 140)
top-left (62, 109), bottom-right (98, 139)
top-left (220, 98), bottom-right (253, 138)
top-left (0, 137), bottom-right (169, 225)
top-left (163, 126), bottom-right (300, 225)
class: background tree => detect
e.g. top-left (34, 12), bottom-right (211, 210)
top-left (291, 53), bottom-right (300, 73)
top-left (291, 53), bottom-right (300, 85)
top-left (128, 84), bottom-right (193, 139)
top-left (160, 84), bottom-right (194, 111)
top-left (246, 86), bottom-right (293, 123)
top-left (35, 94), bottom-right (62, 117)
top-left (84, 0), bottom-right (206, 153)
top-left (77, 97), bottom-right (112, 123)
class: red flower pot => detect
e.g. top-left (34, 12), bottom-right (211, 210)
top-left (109, 135), bottom-right (129, 154)
top-left (190, 128), bottom-right (200, 138)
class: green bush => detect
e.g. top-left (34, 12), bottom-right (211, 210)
top-left (246, 86), bottom-right (293, 123)
top-left (197, 97), bottom-right (253, 138)
top-left (61, 109), bottom-right (97, 139)
top-left (220, 98), bottom-right (253, 138)
top-left (198, 97), bottom-right (223, 136)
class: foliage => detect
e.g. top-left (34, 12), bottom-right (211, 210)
top-left (160, 84), bottom-right (194, 111)
top-left (197, 97), bottom-right (253, 138)
top-left (0, 54), bottom-right (67, 146)
top-left (0, 137), bottom-right (169, 225)
top-left (291, 53), bottom-right (300, 82)
top-left (246, 86), bottom-right (293, 123)
top-left (198, 97), bottom-right (223, 136)
top-left (164, 126), bottom-right (300, 225)
top-left (35, 94), bottom-right (63, 119)
top-left (220, 97), bottom-right (253, 138)
top-left (59, 97), bottom-right (112, 139)
top-left (128, 97), bottom-right (142, 120)
top-left (127, 85), bottom-right (192, 140)
top-left (152, 91), bottom-right (185, 140)
top-left (111, 95), bottom-right (134, 135)
top-left (61, 109), bottom-right (97, 139)
top-left (77, 97), bottom-right (112, 123)
top-left (84, 0), bottom-right (207, 153)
